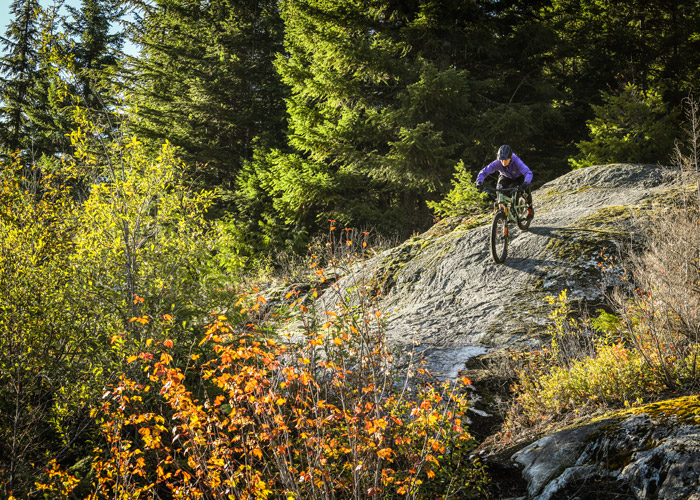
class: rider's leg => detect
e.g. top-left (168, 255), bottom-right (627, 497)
top-left (525, 185), bottom-right (534, 220)
top-left (497, 174), bottom-right (518, 191)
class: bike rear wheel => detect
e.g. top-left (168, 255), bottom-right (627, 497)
top-left (490, 211), bottom-right (508, 263)
top-left (515, 191), bottom-right (533, 231)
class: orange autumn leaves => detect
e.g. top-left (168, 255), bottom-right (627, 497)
top-left (36, 232), bottom-right (487, 499)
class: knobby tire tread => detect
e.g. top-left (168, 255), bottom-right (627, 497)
top-left (516, 191), bottom-right (532, 231)
top-left (490, 211), bottom-right (508, 263)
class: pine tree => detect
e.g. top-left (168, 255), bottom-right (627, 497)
top-left (243, 0), bottom-right (485, 246)
top-left (0, 0), bottom-right (42, 158)
top-left (25, 4), bottom-right (74, 157)
top-left (571, 83), bottom-right (679, 169)
top-left (127, 0), bottom-right (287, 205)
top-left (64, 0), bottom-right (126, 111)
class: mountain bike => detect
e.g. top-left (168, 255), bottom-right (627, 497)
top-left (483, 186), bottom-right (534, 263)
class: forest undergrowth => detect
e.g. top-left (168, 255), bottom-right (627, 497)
top-left (490, 97), bottom-right (700, 449)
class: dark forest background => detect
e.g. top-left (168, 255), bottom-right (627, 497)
top-left (2, 0), bottom-right (698, 254)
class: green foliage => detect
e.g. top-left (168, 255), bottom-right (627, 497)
top-left (0, 158), bottom-right (98, 496)
top-left (71, 136), bottom-right (220, 341)
top-left (508, 291), bottom-right (666, 429)
top-left (0, 50), bottom-right (242, 493)
top-left (63, 0), bottom-right (126, 112)
top-left (426, 160), bottom-right (489, 219)
top-left (570, 83), bottom-right (679, 169)
top-left (544, 290), bottom-right (594, 366)
top-left (0, 0), bottom-right (43, 157)
top-left (128, 0), bottom-right (287, 205)
top-left (253, 0), bottom-right (480, 247)
top-left (516, 342), bottom-right (664, 423)
top-left (590, 310), bottom-right (624, 339)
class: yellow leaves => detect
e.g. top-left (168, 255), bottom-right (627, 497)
top-left (124, 136), bottom-right (143, 149)
top-left (129, 316), bottom-right (149, 325)
top-left (127, 355), bottom-right (138, 364)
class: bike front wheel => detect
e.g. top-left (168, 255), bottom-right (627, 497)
top-left (515, 191), bottom-right (533, 231)
top-left (490, 211), bottom-right (508, 263)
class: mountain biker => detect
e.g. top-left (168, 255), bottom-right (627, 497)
top-left (475, 144), bottom-right (534, 220)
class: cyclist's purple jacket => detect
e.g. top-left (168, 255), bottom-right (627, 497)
top-left (476, 153), bottom-right (533, 184)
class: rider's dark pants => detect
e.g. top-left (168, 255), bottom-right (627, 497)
top-left (497, 174), bottom-right (532, 206)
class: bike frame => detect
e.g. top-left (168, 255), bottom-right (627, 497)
top-left (486, 187), bottom-right (526, 223)
top-left (483, 185), bottom-right (533, 263)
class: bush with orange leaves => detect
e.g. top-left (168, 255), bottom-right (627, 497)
top-left (36, 238), bottom-right (488, 500)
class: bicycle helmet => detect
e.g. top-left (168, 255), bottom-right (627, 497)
top-left (497, 144), bottom-right (512, 160)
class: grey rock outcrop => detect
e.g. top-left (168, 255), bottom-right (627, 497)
top-left (511, 396), bottom-right (700, 499)
top-left (306, 163), bottom-right (694, 498)
top-left (368, 163), bottom-right (676, 378)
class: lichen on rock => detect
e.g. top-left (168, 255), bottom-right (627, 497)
top-left (361, 163), bottom-right (679, 379)
top-left (511, 396), bottom-right (700, 499)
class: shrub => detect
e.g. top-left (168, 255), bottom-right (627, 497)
top-left (427, 160), bottom-right (489, 219)
top-left (570, 83), bottom-right (678, 169)
top-left (515, 341), bottom-right (666, 426)
top-left (506, 291), bottom-right (667, 431)
top-left (612, 206), bottom-right (700, 387)
top-left (34, 236), bottom-right (489, 500)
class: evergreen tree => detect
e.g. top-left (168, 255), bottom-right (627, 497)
top-left (571, 83), bottom-right (679, 169)
top-left (127, 0), bottom-right (287, 206)
top-left (25, 4), bottom-right (74, 157)
top-left (0, 0), bottom-right (42, 158)
top-left (64, 0), bottom-right (126, 111)
top-left (240, 0), bottom-right (486, 251)
top-left (537, 0), bottom-right (700, 159)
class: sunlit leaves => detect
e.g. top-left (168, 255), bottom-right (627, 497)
top-left (39, 269), bottom-right (488, 499)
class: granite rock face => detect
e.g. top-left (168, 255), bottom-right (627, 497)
top-left (511, 396), bottom-right (700, 500)
top-left (365, 163), bottom-right (676, 378)
top-left (309, 164), bottom-right (697, 498)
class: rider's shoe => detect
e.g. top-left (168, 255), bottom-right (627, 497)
top-left (526, 206), bottom-right (534, 221)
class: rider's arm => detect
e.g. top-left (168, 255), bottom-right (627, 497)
top-left (512, 154), bottom-right (533, 184)
top-left (476, 160), bottom-right (500, 184)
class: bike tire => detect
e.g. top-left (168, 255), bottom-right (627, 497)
top-left (490, 211), bottom-right (508, 263)
top-left (515, 191), bottom-right (533, 231)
